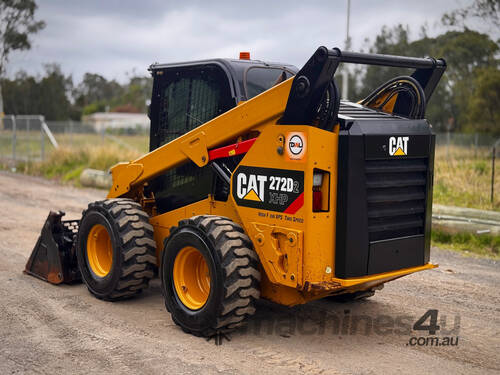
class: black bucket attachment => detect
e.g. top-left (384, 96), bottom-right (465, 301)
top-left (24, 211), bottom-right (81, 284)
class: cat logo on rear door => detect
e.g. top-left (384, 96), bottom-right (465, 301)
top-left (389, 136), bottom-right (409, 156)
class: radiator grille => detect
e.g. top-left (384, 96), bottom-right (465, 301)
top-left (366, 158), bottom-right (428, 242)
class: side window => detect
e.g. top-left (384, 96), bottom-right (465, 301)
top-left (149, 64), bottom-right (236, 214)
top-left (152, 65), bottom-right (235, 150)
top-left (161, 77), bottom-right (191, 144)
top-left (245, 67), bottom-right (295, 100)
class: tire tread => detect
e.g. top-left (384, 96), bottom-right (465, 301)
top-left (168, 215), bottom-right (260, 337)
top-left (78, 198), bottom-right (157, 301)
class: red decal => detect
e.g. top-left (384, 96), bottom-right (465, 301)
top-left (284, 192), bottom-right (304, 214)
top-left (208, 138), bottom-right (257, 161)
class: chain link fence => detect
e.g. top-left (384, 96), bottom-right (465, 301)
top-left (0, 115), bottom-right (498, 205)
top-left (434, 132), bottom-right (498, 205)
top-left (0, 115), bottom-right (149, 166)
top-left (435, 132), bottom-right (499, 158)
top-left (0, 115), bottom-right (59, 163)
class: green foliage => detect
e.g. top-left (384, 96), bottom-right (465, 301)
top-left (432, 229), bottom-right (500, 259)
top-left (111, 76), bottom-right (152, 113)
top-left (0, 0), bottom-right (45, 117)
top-left (473, 160), bottom-right (488, 175)
top-left (2, 69), bottom-right (153, 120)
top-left (0, 0), bottom-right (45, 75)
top-left (82, 101), bottom-right (106, 116)
top-left (354, 26), bottom-right (499, 133)
top-left (433, 145), bottom-right (499, 211)
top-left (16, 144), bottom-right (141, 184)
top-left (442, 0), bottom-right (500, 30)
top-left (75, 73), bottom-right (122, 105)
top-left (466, 66), bottom-right (500, 135)
top-left (39, 147), bottom-right (89, 179)
top-left (1, 0), bottom-right (497, 134)
top-left (62, 165), bottom-right (85, 183)
top-left (356, 25), bottom-right (415, 99)
top-left (2, 64), bottom-right (75, 120)
top-left (74, 73), bottom-right (152, 116)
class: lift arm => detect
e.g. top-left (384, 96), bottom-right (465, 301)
top-left (107, 78), bottom-right (294, 198)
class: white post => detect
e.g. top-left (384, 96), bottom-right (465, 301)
top-left (41, 118), bottom-right (59, 149)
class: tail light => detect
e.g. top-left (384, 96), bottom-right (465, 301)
top-left (313, 169), bottom-right (330, 212)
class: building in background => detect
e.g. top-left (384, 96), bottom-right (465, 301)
top-left (82, 112), bottom-right (149, 132)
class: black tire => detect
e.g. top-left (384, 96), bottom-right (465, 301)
top-left (76, 198), bottom-right (157, 301)
top-left (161, 215), bottom-right (260, 337)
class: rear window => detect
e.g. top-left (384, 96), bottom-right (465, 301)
top-left (245, 67), bottom-right (295, 99)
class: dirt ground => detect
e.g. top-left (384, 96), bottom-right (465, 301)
top-left (0, 171), bottom-right (498, 375)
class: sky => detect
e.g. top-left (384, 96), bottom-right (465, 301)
top-left (8, 0), bottom-right (473, 84)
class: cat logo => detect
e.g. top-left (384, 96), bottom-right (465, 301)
top-left (236, 173), bottom-right (267, 202)
top-left (232, 166), bottom-right (304, 213)
top-left (389, 136), bottom-right (409, 156)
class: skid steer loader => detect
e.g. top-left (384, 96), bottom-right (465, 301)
top-left (25, 47), bottom-right (446, 337)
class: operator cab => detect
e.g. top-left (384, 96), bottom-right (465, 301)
top-left (149, 55), bottom-right (297, 151)
top-left (148, 55), bottom-right (297, 213)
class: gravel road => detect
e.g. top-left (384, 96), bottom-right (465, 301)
top-left (0, 171), bottom-right (498, 375)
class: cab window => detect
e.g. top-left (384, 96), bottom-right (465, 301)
top-left (245, 67), bottom-right (295, 99)
top-left (151, 64), bottom-right (235, 150)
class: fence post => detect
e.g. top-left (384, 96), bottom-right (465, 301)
top-left (474, 133), bottom-right (478, 158)
top-left (446, 131), bottom-right (450, 160)
top-left (70, 120), bottom-right (74, 147)
top-left (40, 116), bottom-right (45, 161)
top-left (12, 116), bottom-right (17, 165)
top-left (492, 145), bottom-right (496, 204)
top-left (27, 118), bottom-right (31, 161)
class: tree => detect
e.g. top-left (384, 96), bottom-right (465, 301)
top-left (357, 25), bottom-right (499, 132)
top-left (2, 64), bottom-right (74, 120)
top-left (430, 30), bottom-right (498, 131)
top-left (1, 70), bottom-right (38, 115)
top-left (0, 0), bottom-right (45, 119)
top-left (38, 64), bottom-right (74, 120)
top-left (466, 67), bottom-right (500, 134)
top-left (74, 73), bottom-right (123, 108)
top-left (74, 73), bottom-right (152, 116)
top-left (357, 25), bottom-right (414, 99)
top-left (111, 76), bottom-right (152, 113)
top-left (442, 0), bottom-right (500, 31)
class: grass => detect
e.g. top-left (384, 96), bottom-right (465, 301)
top-left (1, 133), bottom-right (498, 211)
top-left (434, 145), bottom-right (499, 211)
top-left (0, 131), bottom-right (149, 161)
top-left (432, 229), bottom-right (500, 259)
top-left (2, 133), bottom-right (498, 210)
top-left (0, 131), bottom-right (146, 185)
top-left (4, 144), bottom-right (141, 185)
top-left (1, 131), bottom-right (499, 259)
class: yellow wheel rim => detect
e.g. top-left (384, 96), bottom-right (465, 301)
top-left (87, 224), bottom-right (113, 277)
top-left (173, 246), bottom-right (211, 310)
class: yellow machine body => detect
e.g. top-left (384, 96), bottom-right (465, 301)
top-left (107, 77), bottom-right (436, 307)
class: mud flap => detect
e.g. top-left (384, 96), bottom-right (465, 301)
top-left (24, 211), bottom-right (81, 284)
